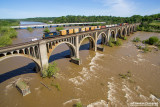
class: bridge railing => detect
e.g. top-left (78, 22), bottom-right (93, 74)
top-left (0, 40), bottom-right (39, 53)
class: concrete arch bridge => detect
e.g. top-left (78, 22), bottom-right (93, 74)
top-left (0, 23), bottom-right (140, 75)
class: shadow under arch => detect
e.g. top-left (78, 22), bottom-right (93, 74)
top-left (127, 27), bottom-right (130, 36)
top-left (97, 32), bottom-right (108, 45)
top-left (78, 34), bottom-right (95, 51)
top-left (117, 28), bottom-right (122, 38)
top-left (110, 30), bottom-right (115, 39)
top-left (0, 55), bottom-right (40, 83)
top-left (133, 26), bottom-right (135, 32)
top-left (122, 28), bottom-right (127, 36)
top-left (48, 42), bottom-right (76, 63)
top-left (130, 26), bottom-right (133, 34)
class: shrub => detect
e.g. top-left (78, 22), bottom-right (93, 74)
top-left (115, 38), bottom-right (122, 46)
top-left (75, 102), bottom-right (82, 107)
top-left (51, 83), bottom-right (61, 91)
top-left (27, 27), bottom-right (33, 32)
top-left (148, 36), bottom-right (159, 45)
top-left (123, 36), bottom-right (127, 40)
top-left (108, 37), bottom-right (114, 47)
top-left (43, 27), bottom-right (50, 33)
top-left (133, 37), bottom-right (141, 42)
top-left (143, 45), bottom-right (149, 53)
top-left (56, 27), bottom-right (64, 31)
top-left (155, 41), bottom-right (160, 49)
top-left (42, 62), bottom-right (59, 78)
top-left (0, 35), bottom-right (12, 47)
top-left (138, 46), bottom-right (142, 49)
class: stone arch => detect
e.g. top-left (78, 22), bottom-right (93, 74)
top-left (34, 46), bottom-right (39, 59)
top-left (79, 34), bottom-right (95, 50)
top-left (0, 54), bottom-right (41, 72)
top-left (97, 32), bottom-right (108, 44)
top-left (117, 28), bottom-right (122, 38)
top-left (25, 48), bottom-right (29, 55)
top-left (130, 26), bottom-right (133, 34)
top-left (47, 41), bottom-right (76, 59)
top-left (127, 27), bottom-right (130, 36)
top-left (110, 30), bottom-right (115, 39)
top-left (122, 27), bottom-right (127, 36)
top-left (133, 26), bottom-right (135, 32)
top-left (30, 47), bottom-right (34, 57)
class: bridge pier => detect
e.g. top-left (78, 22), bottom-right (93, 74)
top-left (39, 40), bottom-right (49, 75)
top-left (70, 35), bottom-right (82, 65)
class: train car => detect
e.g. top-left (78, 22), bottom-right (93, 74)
top-left (97, 26), bottom-right (101, 29)
top-left (60, 30), bottom-right (67, 35)
top-left (67, 29), bottom-right (73, 34)
top-left (101, 26), bottom-right (106, 29)
top-left (74, 28), bottom-right (79, 33)
top-left (81, 27), bottom-right (85, 32)
top-left (85, 27), bottom-right (89, 31)
top-left (94, 26), bottom-right (97, 29)
top-left (106, 25), bottom-right (109, 28)
top-left (91, 26), bottom-right (95, 30)
top-left (43, 31), bottom-right (59, 39)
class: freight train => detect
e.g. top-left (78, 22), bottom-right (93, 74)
top-left (43, 23), bottom-right (128, 39)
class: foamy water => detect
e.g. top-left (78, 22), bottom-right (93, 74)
top-left (69, 52), bottom-right (104, 86)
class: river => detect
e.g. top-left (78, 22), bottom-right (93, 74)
top-left (0, 27), bottom-right (160, 107)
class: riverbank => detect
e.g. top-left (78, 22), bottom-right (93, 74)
top-left (0, 31), bottom-right (160, 107)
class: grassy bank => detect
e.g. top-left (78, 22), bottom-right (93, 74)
top-left (0, 20), bottom-right (19, 47)
top-left (137, 20), bottom-right (160, 33)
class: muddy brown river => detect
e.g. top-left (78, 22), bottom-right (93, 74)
top-left (0, 28), bottom-right (160, 107)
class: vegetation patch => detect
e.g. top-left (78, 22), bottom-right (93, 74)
top-left (119, 71), bottom-right (131, 79)
top-left (115, 38), bottom-right (122, 46)
top-left (51, 83), bottom-right (61, 91)
top-left (133, 37), bottom-right (141, 42)
top-left (0, 26), bottom-right (17, 47)
top-left (27, 27), bottom-right (33, 32)
top-left (108, 37), bottom-right (123, 47)
top-left (43, 27), bottom-right (50, 33)
top-left (123, 36), bottom-right (127, 40)
top-left (119, 71), bottom-right (135, 83)
top-left (73, 102), bottom-right (83, 107)
top-left (42, 62), bottom-right (59, 78)
top-left (56, 27), bottom-right (64, 31)
top-left (142, 45), bottom-right (150, 53)
top-left (141, 36), bottom-right (160, 51)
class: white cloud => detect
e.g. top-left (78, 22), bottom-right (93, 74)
top-left (93, 0), bottom-right (137, 17)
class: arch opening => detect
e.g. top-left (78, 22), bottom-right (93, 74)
top-left (13, 51), bottom-right (18, 54)
top-left (97, 32), bottom-right (108, 46)
top-left (122, 28), bottom-right (126, 36)
top-left (130, 27), bottom-right (133, 34)
top-left (0, 54), bottom-right (5, 57)
top-left (0, 56), bottom-right (40, 83)
top-left (79, 36), bottom-right (95, 59)
top-left (127, 27), bottom-right (130, 36)
top-left (79, 35), bottom-right (95, 51)
top-left (48, 42), bottom-right (76, 63)
top-left (133, 26), bottom-right (135, 32)
top-left (117, 29), bottom-right (121, 38)
top-left (111, 31), bottom-right (115, 39)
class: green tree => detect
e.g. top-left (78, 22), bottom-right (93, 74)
top-left (43, 27), bottom-right (50, 33)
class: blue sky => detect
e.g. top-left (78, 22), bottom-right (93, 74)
top-left (0, 0), bottom-right (160, 19)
